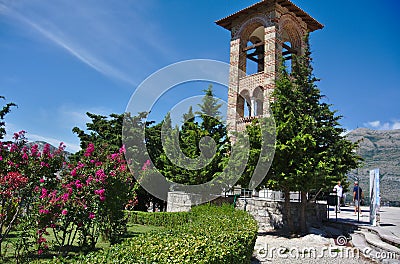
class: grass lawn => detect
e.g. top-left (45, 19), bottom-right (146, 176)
top-left (1, 223), bottom-right (163, 263)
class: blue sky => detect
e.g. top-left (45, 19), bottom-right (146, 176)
top-left (0, 0), bottom-right (399, 153)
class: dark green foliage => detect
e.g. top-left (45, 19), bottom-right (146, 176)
top-left (221, 117), bottom-right (275, 189)
top-left (126, 211), bottom-right (190, 228)
top-left (74, 205), bottom-right (258, 264)
top-left (71, 112), bottom-right (124, 158)
top-left (147, 85), bottom-right (230, 186)
top-left (264, 37), bottom-right (361, 232)
top-left (0, 96), bottom-right (17, 140)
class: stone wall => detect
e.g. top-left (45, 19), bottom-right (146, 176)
top-left (167, 193), bottom-right (327, 232)
top-left (235, 198), bottom-right (327, 232)
top-left (166, 192), bottom-right (202, 212)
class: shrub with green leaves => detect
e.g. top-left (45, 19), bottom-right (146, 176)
top-left (126, 210), bottom-right (190, 228)
top-left (74, 204), bottom-right (257, 264)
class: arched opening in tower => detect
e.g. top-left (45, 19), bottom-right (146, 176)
top-left (281, 27), bottom-right (300, 74)
top-left (237, 90), bottom-right (251, 118)
top-left (253, 86), bottom-right (264, 117)
top-left (244, 26), bottom-right (265, 76)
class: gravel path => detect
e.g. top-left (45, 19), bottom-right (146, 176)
top-left (252, 232), bottom-right (373, 264)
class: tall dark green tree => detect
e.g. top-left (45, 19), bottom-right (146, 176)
top-left (0, 96), bottom-right (17, 140)
top-left (147, 85), bottom-right (229, 186)
top-left (72, 112), bottom-right (125, 157)
top-left (266, 38), bottom-right (361, 233)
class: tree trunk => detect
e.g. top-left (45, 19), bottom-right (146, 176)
top-left (300, 191), bottom-right (308, 234)
top-left (284, 189), bottom-right (294, 233)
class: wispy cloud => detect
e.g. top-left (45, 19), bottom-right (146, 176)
top-left (0, 0), bottom-right (174, 86)
top-left (364, 120), bottom-right (400, 130)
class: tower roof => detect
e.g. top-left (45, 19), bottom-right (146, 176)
top-left (216, 0), bottom-right (323, 32)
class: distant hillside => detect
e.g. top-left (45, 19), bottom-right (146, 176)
top-left (26, 141), bottom-right (71, 158)
top-left (346, 128), bottom-right (400, 203)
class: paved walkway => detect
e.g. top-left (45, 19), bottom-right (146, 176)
top-left (327, 205), bottom-right (400, 239)
top-left (252, 205), bottom-right (400, 263)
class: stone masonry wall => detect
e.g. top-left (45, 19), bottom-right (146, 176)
top-left (235, 198), bottom-right (327, 232)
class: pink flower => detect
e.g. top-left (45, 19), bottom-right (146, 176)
top-left (40, 162), bottom-right (49, 168)
top-left (119, 145), bottom-right (126, 154)
top-left (71, 169), bottom-right (77, 177)
top-left (31, 144), bottom-right (38, 156)
top-left (119, 164), bottom-right (127, 172)
top-left (39, 209), bottom-right (50, 214)
top-left (12, 131), bottom-right (25, 140)
top-left (0, 156), bottom-right (2, 161)
top-left (43, 144), bottom-right (50, 155)
top-left (141, 160), bottom-right (151, 171)
top-left (9, 143), bottom-right (18, 152)
top-left (110, 153), bottom-right (119, 160)
top-left (88, 212), bottom-right (95, 219)
top-left (58, 142), bottom-right (66, 151)
top-left (61, 209), bottom-right (68, 215)
top-left (38, 249), bottom-right (43, 255)
top-left (39, 178), bottom-right (45, 183)
top-left (95, 169), bottom-right (107, 182)
top-left (94, 189), bottom-right (106, 201)
top-left (94, 189), bottom-right (105, 196)
top-left (86, 176), bottom-right (94, 186)
top-left (75, 180), bottom-right (83, 189)
top-left (84, 143), bottom-right (95, 157)
top-left (77, 162), bottom-right (85, 169)
top-left (22, 153), bottom-right (28, 160)
top-left (40, 188), bottom-right (48, 199)
top-left (37, 236), bottom-right (46, 244)
top-left (61, 193), bottom-right (69, 202)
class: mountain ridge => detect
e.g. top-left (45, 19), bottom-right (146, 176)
top-left (346, 128), bottom-right (400, 203)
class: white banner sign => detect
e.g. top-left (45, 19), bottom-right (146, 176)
top-left (369, 168), bottom-right (380, 226)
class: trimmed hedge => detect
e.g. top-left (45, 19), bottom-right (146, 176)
top-left (72, 204), bottom-right (257, 264)
top-left (126, 210), bottom-right (191, 228)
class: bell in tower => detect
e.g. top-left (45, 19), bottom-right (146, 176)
top-left (216, 0), bottom-right (323, 132)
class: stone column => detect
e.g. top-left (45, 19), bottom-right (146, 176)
top-left (263, 25), bottom-right (278, 114)
top-left (227, 38), bottom-right (241, 132)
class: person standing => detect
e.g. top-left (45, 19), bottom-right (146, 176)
top-left (353, 181), bottom-right (363, 215)
top-left (333, 181), bottom-right (343, 213)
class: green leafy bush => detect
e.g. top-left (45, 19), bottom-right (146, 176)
top-left (74, 204), bottom-right (258, 264)
top-left (126, 210), bottom-right (190, 228)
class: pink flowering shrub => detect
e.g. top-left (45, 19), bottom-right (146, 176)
top-left (0, 131), bottom-right (138, 257)
top-left (34, 142), bottom-right (137, 253)
top-left (0, 131), bottom-right (66, 257)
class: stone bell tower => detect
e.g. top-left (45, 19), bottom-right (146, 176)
top-left (216, 0), bottom-right (323, 131)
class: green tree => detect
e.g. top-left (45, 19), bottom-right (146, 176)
top-left (266, 39), bottom-right (361, 233)
top-left (147, 85), bottom-right (229, 186)
top-left (0, 96), bottom-right (17, 140)
top-left (72, 112), bottom-right (125, 157)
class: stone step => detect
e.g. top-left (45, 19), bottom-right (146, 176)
top-left (363, 231), bottom-right (400, 257)
top-left (351, 232), bottom-right (380, 263)
top-left (360, 226), bottom-right (400, 249)
top-left (352, 230), bottom-right (400, 263)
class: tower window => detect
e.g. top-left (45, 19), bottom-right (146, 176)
top-left (282, 41), bottom-right (297, 73)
